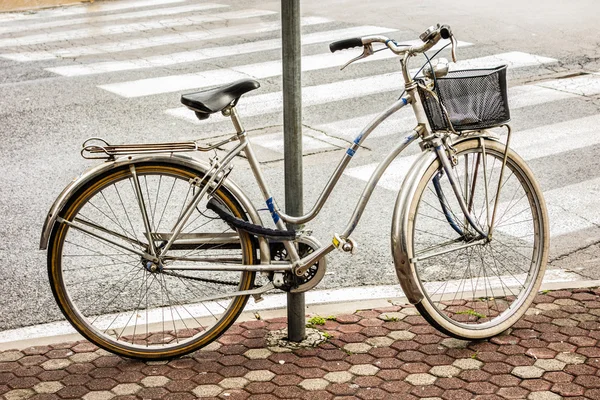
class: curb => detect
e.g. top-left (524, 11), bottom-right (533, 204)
top-left (1, 275), bottom-right (599, 351)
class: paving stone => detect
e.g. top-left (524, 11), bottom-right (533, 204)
top-left (323, 371), bottom-right (353, 383)
top-left (298, 378), bottom-right (328, 391)
top-left (40, 359), bottom-right (72, 371)
top-left (452, 358), bottom-right (483, 370)
top-left (243, 349), bottom-right (271, 359)
top-left (405, 373), bottom-right (437, 386)
top-left (440, 338), bottom-right (469, 348)
top-left (33, 381), bottom-right (63, 394)
top-left (387, 331), bottom-right (415, 341)
top-left (574, 374), bottom-right (600, 389)
top-left (219, 377), bottom-right (249, 389)
top-left (536, 303), bottom-right (560, 311)
top-left (378, 312), bottom-right (405, 321)
top-left (525, 348), bottom-right (557, 359)
top-left (365, 337), bottom-right (394, 347)
top-left (343, 343), bottom-right (372, 354)
top-left (111, 383), bottom-right (141, 395)
top-left (511, 366), bottom-right (544, 378)
top-left (192, 384), bottom-right (222, 397)
top-left (349, 364), bottom-right (379, 376)
top-left (82, 391), bottom-right (116, 400)
top-left (429, 365), bottom-right (460, 378)
top-left (556, 352), bottom-right (586, 365)
top-left (551, 382), bottom-right (585, 397)
top-left (69, 352), bottom-right (99, 363)
top-left (527, 390), bottom-right (563, 400)
top-left (527, 383), bottom-right (557, 397)
top-left (244, 370), bottom-right (275, 382)
top-left (4, 388), bottom-right (35, 400)
top-left (0, 352), bottom-right (24, 363)
top-left (140, 376), bottom-right (170, 387)
top-left (336, 314), bottom-right (361, 324)
top-left (465, 381), bottom-right (498, 395)
top-left (497, 386), bottom-right (530, 399)
top-left (534, 359), bottom-right (566, 372)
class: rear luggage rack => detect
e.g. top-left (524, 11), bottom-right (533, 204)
top-left (81, 136), bottom-right (238, 159)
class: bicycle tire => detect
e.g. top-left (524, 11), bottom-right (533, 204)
top-left (404, 139), bottom-right (548, 340)
top-left (48, 162), bottom-right (256, 359)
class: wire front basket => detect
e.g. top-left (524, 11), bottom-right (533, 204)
top-left (418, 65), bottom-right (510, 132)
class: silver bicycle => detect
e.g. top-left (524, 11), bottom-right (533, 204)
top-left (40, 24), bottom-right (549, 359)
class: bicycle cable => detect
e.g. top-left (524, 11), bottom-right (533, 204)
top-left (397, 42), bottom-right (452, 100)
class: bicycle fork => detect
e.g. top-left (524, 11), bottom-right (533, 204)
top-left (431, 137), bottom-right (489, 240)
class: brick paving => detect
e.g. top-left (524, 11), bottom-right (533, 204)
top-left (1, 288), bottom-right (600, 399)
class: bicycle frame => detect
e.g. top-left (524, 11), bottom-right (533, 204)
top-left (41, 52), bottom-right (502, 285)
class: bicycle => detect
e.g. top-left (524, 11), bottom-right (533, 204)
top-left (40, 24), bottom-right (549, 359)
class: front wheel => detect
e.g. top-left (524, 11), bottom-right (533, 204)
top-left (48, 162), bottom-right (257, 359)
top-left (403, 139), bottom-right (548, 340)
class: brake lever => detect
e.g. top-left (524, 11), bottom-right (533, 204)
top-left (450, 35), bottom-right (458, 63)
top-left (340, 44), bottom-right (374, 70)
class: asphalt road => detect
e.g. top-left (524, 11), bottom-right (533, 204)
top-left (0, 0), bottom-right (599, 330)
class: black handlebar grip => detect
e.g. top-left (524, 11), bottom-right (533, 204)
top-left (440, 25), bottom-right (452, 39)
top-left (329, 37), bottom-right (363, 53)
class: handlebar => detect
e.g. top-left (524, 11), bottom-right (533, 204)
top-left (328, 24), bottom-right (457, 65)
top-left (329, 37), bottom-right (363, 53)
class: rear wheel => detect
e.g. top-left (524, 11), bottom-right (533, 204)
top-left (48, 162), bottom-right (256, 359)
top-left (406, 139), bottom-right (548, 339)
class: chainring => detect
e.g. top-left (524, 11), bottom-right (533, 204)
top-left (271, 236), bottom-right (326, 293)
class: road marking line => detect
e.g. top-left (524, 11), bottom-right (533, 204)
top-left (166, 51), bottom-right (557, 122)
top-left (0, 3), bottom-right (229, 35)
top-left (0, 0), bottom-right (185, 23)
top-left (1, 17), bottom-right (330, 62)
top-left (47, 25), bottom-right (399, 76)
top-left (0, 9), bottom-right (277, 47)
top-left (0, 269), bottom-right (580, 345)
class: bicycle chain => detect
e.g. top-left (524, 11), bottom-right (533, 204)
top-left (161, 270), bottom-right (240, 287)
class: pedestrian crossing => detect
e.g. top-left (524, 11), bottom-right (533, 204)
top-left (1, 0), bottom-right (599, 259)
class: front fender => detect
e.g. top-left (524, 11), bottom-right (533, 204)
top-left (39, 154), bottom-right (270, 263)
top-left (391, 134), bottom-right (501, 304)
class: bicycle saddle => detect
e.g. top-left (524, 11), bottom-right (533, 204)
top-left (181, 79), bottom-right (260, 120)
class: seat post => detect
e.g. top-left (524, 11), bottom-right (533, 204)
top-left (226, 106), bottom-right (245, 135)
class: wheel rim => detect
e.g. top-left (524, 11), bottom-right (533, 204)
top-left (50, 164), bottom-right (254, 356)
top-left (410, 143), bottom-right (545, 332)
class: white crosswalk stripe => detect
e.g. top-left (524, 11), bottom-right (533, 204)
top-left (0, 0), bottom-right (185, 22)
top-left (97, 40), bottom-right (472, 96)
top-left (0, 9), bottom-right (276, 47)
top-left (0, 3), bottom-right (230, 35)
top-left (47, 26), bottom-right (400, 77)
top-left (1, 17), bottom-right (331, 62)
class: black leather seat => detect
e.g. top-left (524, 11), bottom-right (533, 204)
top-left (181, 79), bottom-right (260, 120)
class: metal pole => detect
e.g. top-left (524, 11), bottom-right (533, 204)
top-left (281, 0), bottom-right (305, 342)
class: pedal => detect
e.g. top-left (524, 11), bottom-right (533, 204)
top-left (332, 235), bottom-right (358, 254)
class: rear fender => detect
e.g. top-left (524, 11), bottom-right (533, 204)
top-left (39, 154), bottom-right (270, 263)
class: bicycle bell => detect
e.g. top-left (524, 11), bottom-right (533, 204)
top-left (423, 57), bottom-right (450, 79)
